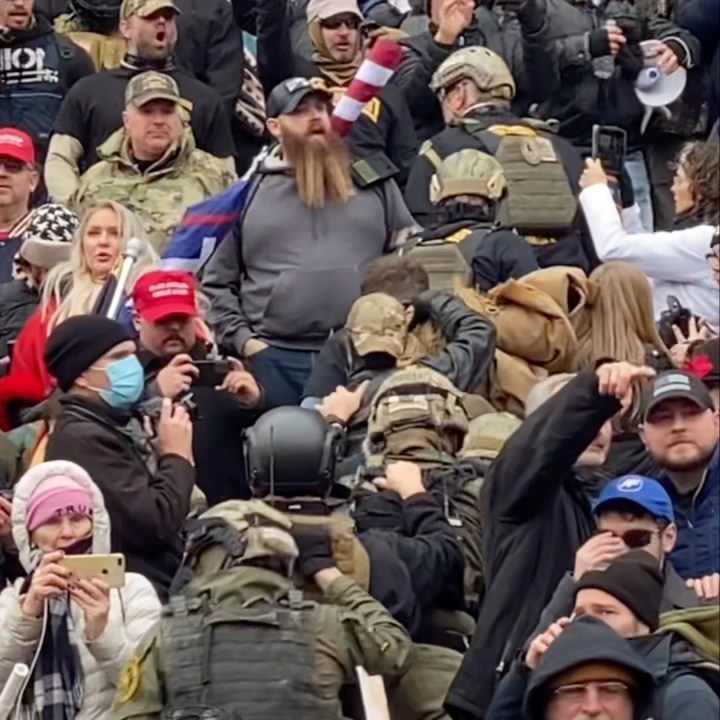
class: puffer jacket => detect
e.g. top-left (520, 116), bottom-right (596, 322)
top-left (0, 461), bottom-right (161, 720)
top-left (529, 0), bottom-right (700, 151)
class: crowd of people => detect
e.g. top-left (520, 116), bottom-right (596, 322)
top-left (0, 0), bottom-right (718, 717)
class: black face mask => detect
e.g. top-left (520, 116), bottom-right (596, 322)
top-left (59, 535), bottom-right (94, 556)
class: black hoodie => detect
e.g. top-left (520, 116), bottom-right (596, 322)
top-left (525, 617), bottom-right (656, 720)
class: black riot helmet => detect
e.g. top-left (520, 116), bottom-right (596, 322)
top-left (69, 0), bottom-right (123, 33)
top-left (244, 407), bottom-right (343, 500)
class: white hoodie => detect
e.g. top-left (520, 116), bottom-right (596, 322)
top-left (0, 461), bottom-right (161, 719)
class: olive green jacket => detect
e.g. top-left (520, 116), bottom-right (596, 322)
top-left (111, 568), bottom-right (411, 718)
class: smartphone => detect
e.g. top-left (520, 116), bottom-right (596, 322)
top-left (193, 359), bottom-right (230, 388)
top-left (60, 553), bottom-right (126, 589)
top-left (592, 125), bottom-right (627, 177)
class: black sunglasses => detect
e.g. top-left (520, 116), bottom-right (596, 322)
top-left (599, 528), bottom-right (660, 548)
top-left (320, 14), bottom-right (361, 30)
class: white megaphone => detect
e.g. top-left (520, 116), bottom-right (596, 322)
top-left (634, 40), bottom-right (687, 134)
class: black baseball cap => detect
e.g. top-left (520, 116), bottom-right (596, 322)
top-left (643, 370), bottom-right (715, 422)
top-left (266, 77), bottom-right (333, 119)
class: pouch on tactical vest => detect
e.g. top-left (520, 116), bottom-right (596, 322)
top-left (462, 123), bottom-right (578, 238)
top-left (159, 589), bottom-right (337, 720)
top-left (62, 31), bottom-right (126, 70)
top-left (289, 513), bottom-right (371, 598)
top-left (401, 225), bottom-right (492, 291)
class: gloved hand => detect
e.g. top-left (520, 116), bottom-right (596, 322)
top-left (616, 43), bottom-right (645, 80)
top-left (409, 289), bottom-right (442, 330)
top-left (497, 0), bottom-right (546, 33)
top-left (587, 27), bottom-right (612, 58)
top-left (292, 526), bottom-right (335, 579)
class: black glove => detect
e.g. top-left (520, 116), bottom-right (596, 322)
top-left (293, 526), bottom-right (335, 579)
top-left (409, 289), bottom-right (442, 330)
top-left (616, 44), bottom-right (644, 80)
top-left (498, 0), bottom-right (546, 32)
top-left (587, 28), bottom-right (611, 58)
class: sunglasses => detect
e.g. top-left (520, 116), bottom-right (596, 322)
top-left (599, 528), bottom-right (661, 548)
top-left (320, 14), bottom-right (361, 30)
top-left (0, 158), bottom-right (28, 174)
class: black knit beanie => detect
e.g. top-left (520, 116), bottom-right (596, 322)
top-left (575, 549), bottom-right (664, 631)
top-left (45, 316), bottom-right (131, 392)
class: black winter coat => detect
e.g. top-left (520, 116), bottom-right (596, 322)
top-left (45, 395), bottom-right (195, 601)
top-left (0, 281), bottom-right (37, 359)
top-left (446, 370), bottom-right (620, 720)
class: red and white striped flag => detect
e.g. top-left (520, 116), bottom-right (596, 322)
top-left (331, 38), bottom-right (405, 137)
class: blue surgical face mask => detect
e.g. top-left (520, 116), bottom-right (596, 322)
top-left (92, 355), bottom-right (145, 409)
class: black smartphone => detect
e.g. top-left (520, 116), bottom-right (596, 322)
top-left (193, 359), bottom-right (230, 388)
top-left (592, 125), bottom-right (627, 177)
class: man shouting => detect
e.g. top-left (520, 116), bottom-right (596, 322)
top-left (203, 77), bottom-right (414, 407)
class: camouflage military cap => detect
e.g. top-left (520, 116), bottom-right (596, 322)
top-left (120, 0), bottom-right (180, 20)
top-left (125, 71), bottom-right (192, 111)
top-left (431, 149), bottom-right (507, 204)
top-left (430, 46), bottom-right (516, 101)
top-left (346, 293), bottom-right (407, 359)
top-left (200, 500), bottom-right (298, 566)
top-left (460, 412), bottom-right (521, 459)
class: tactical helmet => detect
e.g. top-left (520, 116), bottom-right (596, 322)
top-left (69, 0), bottom-right (123, 32)
top-left (366, 366), bottom-right (469, 455)
top-left (430, 47), bottom-right (516, 101)
top-left (244, 407), bottom-right (344, 500)
top-left (180, 500), bottom-right (299, 582)
top-left (430, 149), bottom-right (508, 204)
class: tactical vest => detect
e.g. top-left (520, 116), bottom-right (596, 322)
top-left (463, 123), bottom-right (577, 237)
top-left (0, 34), bottom-right (65, 150)
top-left (160, 593), bottom-right (338, 720)
top-left (289, 513), bottom-right (371, 596)
top-left (401, 224), bottom-right (492, 291)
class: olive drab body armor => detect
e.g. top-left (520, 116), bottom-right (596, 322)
top-left (289, 513), bottom-right (371, 597)
top-left (401, 225), bottom-right (492, 291)
top-left (159, 588), bottom-right (338, 720)
top-left (465, 124), bottom-right (578, 237)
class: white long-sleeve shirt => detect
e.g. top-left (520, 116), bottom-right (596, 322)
top-left (580, 183), bottom-right (719, 331)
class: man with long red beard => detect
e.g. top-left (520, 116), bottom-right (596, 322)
top-left (202, 77), bottom-right (415, 408)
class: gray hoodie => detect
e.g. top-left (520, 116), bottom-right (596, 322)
top-left (202, 151), bottom-right (414, 353)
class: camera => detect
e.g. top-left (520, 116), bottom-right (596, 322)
top-left (140, 392), bottom-right (198, 424)
top-left (657, 295), bottom-right (693, 349)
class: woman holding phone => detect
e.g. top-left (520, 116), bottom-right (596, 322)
top-left (579, 141), bottom-right (719, 333)
top-left (0, 460), bottom-right (160, 719)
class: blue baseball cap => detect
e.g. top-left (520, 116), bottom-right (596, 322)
top-left (594, 475), bottom-right (675, 524)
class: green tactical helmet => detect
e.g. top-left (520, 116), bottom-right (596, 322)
top-left (430, 46), bottom-right (516, 101)
top-left (186, 500), bottom-right (299, 578)
top-left (430, 149), bottom-right (508, 204)
top-left (366, 366), bottom-right (469, 453)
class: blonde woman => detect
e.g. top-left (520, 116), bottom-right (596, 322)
top-left (0, 202), bottom-right (156, 425)
top-left (572, 262), bottom-right (671, 371)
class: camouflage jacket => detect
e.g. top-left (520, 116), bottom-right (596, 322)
top-left (72, 127), bottom-right (236, 254)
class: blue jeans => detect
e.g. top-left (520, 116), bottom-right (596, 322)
top-left (247, 346), bottom-right (316, 408)
top-left (625, 151), bottom-right (654, 231)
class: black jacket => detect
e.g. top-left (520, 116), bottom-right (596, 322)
top-left (139, 343), bottom-right (263, 506)
top-left (303, 290), bottom-right (497, 401)
top-left (356, 490), bottom-right (466, 641)
top-left (487, 632), bottom-right (717, 720)
top-left (0, 280), bottom-right (37, 358)
top-left (446, 370), bottom-right (620, 720)
top-left (404, 107), bottom-right (600, 273)
top-left (44, 395), bottom-right (195, 600)
top-left (0, 14), bottom-right (94, 157)
top-left (53, 60), bottom-right (235, 171)
top-left (253, 0), bottom-right (418, 186)
top-left (525, 0), bottom-right (700, 151)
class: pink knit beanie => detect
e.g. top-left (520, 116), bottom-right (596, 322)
top-left (26, 476), bottom-right (93, 533)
